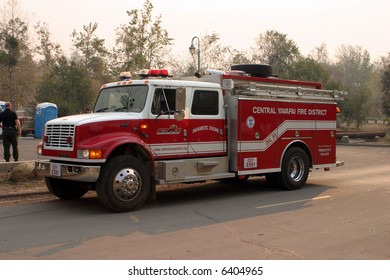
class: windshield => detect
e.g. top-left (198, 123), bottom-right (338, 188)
top-left (94, 85), bottom-right (148, 113)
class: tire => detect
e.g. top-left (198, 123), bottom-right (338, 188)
top-left (231, 64), bottom-right (272, 78)
top-left (45, 177), bottom-right (89, 199)
top-left (275, 147), bottom-right (310, 190)
top-left (96, 155), bottom-right (151, 212)
top-left (265, 173), bottom-right (279, 187)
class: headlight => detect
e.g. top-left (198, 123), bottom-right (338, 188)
top-left (77, 149), bottom-right (90, 159)
top-left (77, 149), bottom-right (103, 159)
top-left (37, 146), bottom-right (42, 155)
top-left (37, 141), bottom-right (43, 155)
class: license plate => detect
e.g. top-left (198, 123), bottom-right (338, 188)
top-left (244, 157), bottom-right (257, 169)
top-left (50, 163), bottom-right (61, 176)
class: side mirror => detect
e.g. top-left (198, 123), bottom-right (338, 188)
top-left (175, 87), bottom-right (186, 121)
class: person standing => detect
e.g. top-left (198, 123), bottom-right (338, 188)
top-left (0, 102), bottom-right (22, 162)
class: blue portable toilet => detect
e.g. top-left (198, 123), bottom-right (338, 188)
top-left (34, 102), bottom-right (58, 138)
top-left (0, 101), bottom-right (5, 112)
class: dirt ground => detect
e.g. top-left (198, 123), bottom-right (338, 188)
top-left (0, 122), bottom-right (389, 207)
top-left (0, 173), bottom-right (52, 207)
top-left (338, 121), bottom-right (390, 144)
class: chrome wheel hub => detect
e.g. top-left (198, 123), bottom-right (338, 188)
top-left (289, 156), bottom-right (305, 182)
top-left (113, 168), bottom-right (142, 201)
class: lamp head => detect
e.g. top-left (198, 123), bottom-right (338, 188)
top-left (189, 44), bottom-right (196, 55)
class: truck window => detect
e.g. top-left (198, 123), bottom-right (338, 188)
top-left (191, 90), bottom-right (219, 115)
top-left (94, 85), bottom-right (148, 113)
top-left (151, 88), bottom-right (176, 115)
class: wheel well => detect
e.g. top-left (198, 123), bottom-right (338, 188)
top-left (107, 143), bottom-right (154, 175)
top-left (283, 142), bottom-right (313, 168)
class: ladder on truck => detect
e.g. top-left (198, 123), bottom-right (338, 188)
top-left (222, 79), bottom-right (348, 101)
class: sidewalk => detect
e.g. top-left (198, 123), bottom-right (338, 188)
top-left (0, 136), bottom-right (42, 162)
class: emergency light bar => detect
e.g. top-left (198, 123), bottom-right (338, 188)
top-left (119, 69), bottom-right (171, 80)
top-left (148, 69), bottom-right (169, 76)
top-left (119, 72), bottom-right (131, 80)
top-left (137, 69), bottom-right (171, 79)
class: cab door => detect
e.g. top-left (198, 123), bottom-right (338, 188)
top-left (187, 88), bottom-right (226, 157)
top-left (148, 87), bottom-right (189, 159)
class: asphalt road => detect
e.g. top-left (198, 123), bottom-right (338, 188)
top-left (15, 137), bottom-right (42, 161)
top-left (0, 145), bottom-right (389, 260)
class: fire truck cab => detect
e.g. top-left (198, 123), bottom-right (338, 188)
top-left (36, 65), bottom-right (346, 212)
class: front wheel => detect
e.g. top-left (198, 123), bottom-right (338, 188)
top-left (45, 177), bottom-right (89, 199)
top-left (96, 155), bottom-right (151, 212)
top-left (276, 147), bottom-right (310, 190)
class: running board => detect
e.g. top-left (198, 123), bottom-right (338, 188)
top-left (155, 157), bottom-right (234, 184)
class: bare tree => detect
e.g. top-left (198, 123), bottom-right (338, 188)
top-left (0, 0), bottom-right (35, 108)
top-left (71, 22), bottom-right (109, 84)
top-left (310, 43), bottom-right (330, 65)
top-left (380, 54), bottom-right (390, 117)
top-left (113, 0), bottom-right (173, 73)
top-left (35, 22), bottom-right (63, 70)
top-left (334, 45), bottom-right (373, 129)
top-left (252, 30), bottom-right (300, 78)
top-left (199, 32), bottom-right (237, 71)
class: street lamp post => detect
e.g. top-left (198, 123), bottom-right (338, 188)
top-left (189, 36), bottom-right (200, 77)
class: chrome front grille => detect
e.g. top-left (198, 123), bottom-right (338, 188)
top-left (44, 124), bottom-right (75, 150)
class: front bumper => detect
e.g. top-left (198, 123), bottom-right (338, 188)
top-left (35, 160), bottom-right (101, 183)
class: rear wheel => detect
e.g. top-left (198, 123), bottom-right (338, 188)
top-left (45, 177), bottom-right (89, 199)
top-left (265, 173), bottom-right (279, 187)
top-left (96, 155), bottom-right (151, 212)
top-left (275, 147), bottom-right (310, 190)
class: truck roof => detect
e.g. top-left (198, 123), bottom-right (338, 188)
top-left (102, 78), bottom-right (221, 90)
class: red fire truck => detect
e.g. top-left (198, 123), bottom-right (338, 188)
top-left (35, 64), bottom-right (346, 212)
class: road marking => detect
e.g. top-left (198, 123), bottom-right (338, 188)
top-left (255, 195), bottom-right (332, 209)
top-left (129, 215), bottom-right (140, 223)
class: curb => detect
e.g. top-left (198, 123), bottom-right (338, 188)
top-left (337, 142), bottom-right (390, 148)
top-left (0, 160), bottom-right (36, 173)
top-left (0, 191), bottom-right (49, 200)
